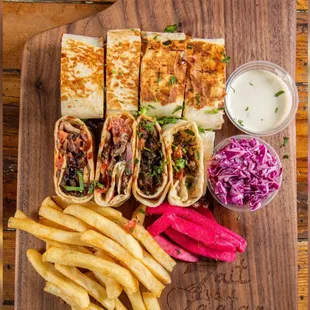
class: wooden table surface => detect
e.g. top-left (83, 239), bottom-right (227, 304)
top-left (3, 0), bottom-right (308, 309)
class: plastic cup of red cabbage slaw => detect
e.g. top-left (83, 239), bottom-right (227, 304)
top-left (207, 135), bottom-right (282, 212)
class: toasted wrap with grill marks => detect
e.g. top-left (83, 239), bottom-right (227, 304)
top-left (132, 115), bottom-right (170, 207)
top-left (61, 34), bottom-right (104, 119)
top-left (54, 116), bottom-right (95, 203)
top-left (106, 29), bottom-right (141, 115)
top-left (183, 38), bottom-right (226, 130)
top-left (140, 32), bottom-right (187, 118)
top-left (163, 120), bottom-right (204, 207)
top-left (94, 112), bottom-right (137, 207)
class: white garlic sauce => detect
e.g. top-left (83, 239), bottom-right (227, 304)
top-left (226, 69), bottom-right (292, 133)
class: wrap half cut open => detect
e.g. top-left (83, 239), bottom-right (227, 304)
top-left (94, 112), bottom-right (137, 207)
top-left (54, 116), bottom-right (95, 203)
top-left (163, 120), bottom-right (204, 207)
top-left (132, 115), bottom-right (170, 207)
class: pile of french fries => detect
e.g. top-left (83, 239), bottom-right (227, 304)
top-left (8, 196), bottom-right (177, 310)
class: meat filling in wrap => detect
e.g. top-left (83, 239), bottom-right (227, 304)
top-left (137, 119), bottom-right (166, 196)
top-left (171, 130), bottom-right (200, 193)
top-left (97, 116), bottom-right (133, 196)
top-left (55, 120), bottom-right (93, 197)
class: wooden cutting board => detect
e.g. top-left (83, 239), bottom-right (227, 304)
top-left (16, 0), bottom-right (297, 309)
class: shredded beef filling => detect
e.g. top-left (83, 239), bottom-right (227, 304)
top-left (98, 116), bottom-right (133, 195)
top-left (137, 120), bottom-right (165, 196)
top-left (57, 121), bottom-right (91, 197)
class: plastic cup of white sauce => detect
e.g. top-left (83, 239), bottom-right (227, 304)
top-left (225, 61), bottom-right (298, 136)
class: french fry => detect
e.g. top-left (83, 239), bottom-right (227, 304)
top-left (124, 287), bottom-right (146, 310)
top-left (54, 264), bottom-right (115, 310)
top-left (27, 249), bottom-right (89, 308)
top-left (142, 292), bottom-right (161, 310)
top-left (44, 282), bottom-right (80, 308)
top-left (64, 205), bottom-right (143, 260)
top-left (14, 210), bottom-right (35, 221)
top-left (131, 205), bottom-right (147, 225)
top-left (8, 217), bottom-right (88, 246)
top-left (93, 250), bottom-right (123, 299)
top-left (115, 217), bottom-right (176, 272)
top-left (141, 251), bottom-right (171, 285)
top-left (39, 217), bottom-right (74, 231)
top-left (115, 299), bottom-right (128, 310)
top-left (42, 247), bottom-right (139, 292)
top-left (39, 203), bottom-right (91, 232)
top-left (43, 239), bottom-right (93, 254)
top-left (42, 197), bottom-right (64, 212)
top-left (52, 196), bottom-right (122, 220)
top-left (81, 230), bottom-right (165, 297)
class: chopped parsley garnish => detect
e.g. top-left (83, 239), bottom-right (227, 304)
top-left (196, 151), bottom-right (200, 160)
top-left (220, 51), bottom-right (231, 63)
top-left (134, 158), bottom-right (139, 164)
top-left (148, 104), bottom-right (155, 109)
top-left (139, 106), bottom-right (148, 115)
top-left (172, 105), bottom-right (183, 114)
top-left (238, 119), bottom-right (244, 126)
top-left (77, 170), bottom-right (84, 190)
top-left (185, 129), bottom-right (195, 136)
top-left (195, 93), bottom-right (200, 105)
top-left (230, 86), bottom-right (236, 93)
top-left (163, 40), bottom-right (172, 46)
top-left (138, 131), bottom-right (143, 138)
top-left (153, 35), bottom-right (158, 40)
top-left (275, 90), bottom-right (285, 97)
top-left (187, 44), bottom-right (193, 49)
top-left (275, 107), bottom-right (279, 113)
top-left (138, 209), bottom-right (146, 214)
top-left (130, 28), bottom-right (135, 31)
top-left (96, 181), bottom-right (104, 189)
top-left (280, 136), bottom-right (289, 148)
top-left (198, 126), bottom-right (205, 133)
top-left (125, 168), bottom-right (132, 176)
top-left (245, 107), bottom-right (249, 111)
top-left (157, 77), bottom-right (162, 83)
top-left (154, 98), bottom-right (158, 102)
top-left (283, 154), bottom-right (289, 159)
top-left (164, 24), bottom-right (177, 33)
top-left (249, 83), bottom-right (254, 86)
top-left (167, 76), bottom-right (177, 86)
top-left (143, 147), bottom-right (152, 152)
top-left (157, 117), bottom-right (178, 125)
top-left (205, 108), bottom-right (224, 114)
top-left (144, 121), bottom-right (156, 133)
top-left (172, 158), bottom-right (187, 172)
top-left (64, 186), bottom-right (83, 192)
top-left (151, 161), bottom-right (167, 178)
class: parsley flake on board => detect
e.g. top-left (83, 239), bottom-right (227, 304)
top-left (275, 107), bottom-right (279, 113)
top-left (164, 24), bottom-right (177, 33)
top-left (283, 154), bottom-right (289, 159)
top-left (280, 136), bottom-right (289, 148)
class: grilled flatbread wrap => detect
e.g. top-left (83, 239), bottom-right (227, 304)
top-left (140, 32), bottom-right (187, 118)
top-left (54, 116), bottom-right (95, 202)
top-left (132, 115), bottom-right (170, 207)
top-left (106, 29), bottom-right (141, 115)
top-left (183, 38), bottom-right (226, 130)
top-left (61, 34), bottom-right (104, 119)
top-left (94, 112), bottom-right (137, 207)
top-left (200, 130), bottom-right (215, 195)
top-left (163, 120), bottom-right (204, 207)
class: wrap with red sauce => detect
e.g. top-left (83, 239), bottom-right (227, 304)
top-left (132, 115), bottom-right (170, 207)
top-left (94, 112), bottom-right (136, 207)
top-left (54, 116), bottom-right (95, 202)
top-left (163, 120), bottom-right (204, 207)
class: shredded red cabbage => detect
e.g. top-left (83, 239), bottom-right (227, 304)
top-left (208, 138), bottom-right (282, 210)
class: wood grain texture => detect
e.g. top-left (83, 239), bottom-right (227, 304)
top-left (298, 241), bottom-right (308, 309)
top-left (14, 1), bottom-right (298, 309)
